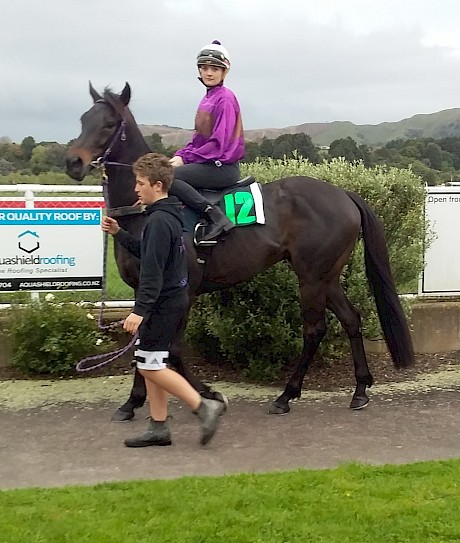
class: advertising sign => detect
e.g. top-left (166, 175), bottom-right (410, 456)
top-left (420, 186), bottom-right (460, 295)
top-left (0, 208), bottom-right (103, 291)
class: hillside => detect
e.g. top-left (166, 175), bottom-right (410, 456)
top-left (139, 108), bottom-right (460, 147)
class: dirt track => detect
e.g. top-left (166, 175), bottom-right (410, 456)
top-left (1, 370), bottom-right (460, 490)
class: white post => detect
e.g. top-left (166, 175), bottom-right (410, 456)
top-left (24, 189), bottom-right (40, 302)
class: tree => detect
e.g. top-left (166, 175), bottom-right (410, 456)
top-left (285, 133), bottom-right (319, 162)
top-left (329, 137), bottom-right (362, 162)
top-left (164, 144), bottom-right (181, 157)
top-left (20, 136), bottom-right (36, 162)
top-left (242, 141), bottom-right (260, 163)
top-left (400, 140), bottom-right (423, 160)
top-left (0, 142), bottom-right (23, 169)
top-left (29, 145), bottom-right (48, 174)
top-left (144, 133), bottom-right (166, 154)
top-left (424, 142), bottom-right (443, 171)
top-left (0, 158), bottom-right (15, 175)
top-left (257, 133), bottom-right (320, 162)
top-left (358, 144), bottom-right (374, 167)
top-left (410, 160), bottom-right (439, 185)
top-left (386, 138), bottom-right (407, 151)
top-left (28, 143), bottom-right (66, 173)
top-left (44, 143), bottom-right (66, 171)
top-left (272, 134), bottom-right (295, 158)
top-left (259, 137), bottom-right (274, 158)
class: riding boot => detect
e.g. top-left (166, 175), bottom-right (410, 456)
top-left (194, 398), bottom-right (226, 445)
top-left (124, 418), bottom-right (172, 448)
top-left (201, 205), bottom-right (235, 241)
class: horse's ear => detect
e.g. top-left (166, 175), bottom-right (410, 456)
top-left (120, 82), bottom-right (131, 107)
top-left (89, 81), bottom-right (102, 102)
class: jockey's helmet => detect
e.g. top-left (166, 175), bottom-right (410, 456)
top-left (197, 40), bottom-right (231, 71)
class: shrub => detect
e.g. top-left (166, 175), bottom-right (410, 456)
top-left (4, 294), bottom-right (114, 376)
top-left (186, 158), bottom-right (427, 380)
top-left (187, 263), bottom-right (303, 381)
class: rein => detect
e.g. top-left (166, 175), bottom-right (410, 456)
top-left (75, 227), bottom-right (138, 372)
top-left (76, 120), bottom-right (141, 373)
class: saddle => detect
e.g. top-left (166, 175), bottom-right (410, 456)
top-left (182, 176), bottom-right (266, 246)
top-left (199, 175), bottom-right (255, 204)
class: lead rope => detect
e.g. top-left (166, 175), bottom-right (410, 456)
top-left (75, 178), bottom-right (138, 373)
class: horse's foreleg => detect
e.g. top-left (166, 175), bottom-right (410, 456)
top-left (269, 285), bottom-right (327, 415)
top-left (327, 282), bottom-right (374, 409)
top-left (111, 367), bottom-right (147, 422)
top-left (269, 325), bottom-right (326, 414)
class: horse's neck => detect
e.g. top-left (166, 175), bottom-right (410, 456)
top-left (118, 213), bottom-right (145, 237)
top-left (106, 118), bottom-right (150, 210)
top-left (123, 119), bottom-right (150, 164)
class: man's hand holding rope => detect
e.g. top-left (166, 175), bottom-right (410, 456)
top-left (123, 312), bottom-right (143, 335)
top-left (101, 216), bottom-right (120, 235)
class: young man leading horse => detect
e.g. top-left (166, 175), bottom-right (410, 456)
top-left (101, 153), bottom-right (226, 447)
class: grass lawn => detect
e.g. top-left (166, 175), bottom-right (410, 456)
top-left (1, 460), bottom-right (460, 542)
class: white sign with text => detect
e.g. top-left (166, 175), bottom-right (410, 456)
top-left (421, 186), bottom-right (460, 295)
top-left (0, 208), bottom-right (103, 291)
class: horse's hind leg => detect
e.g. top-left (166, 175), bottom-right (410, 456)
top-left (327, 281), bottom-right (374, 409)
top-left (269, 283), bottom-right (327, 415)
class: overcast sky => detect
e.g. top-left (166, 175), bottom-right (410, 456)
top-left (3, 0), bottom-right (460, 143)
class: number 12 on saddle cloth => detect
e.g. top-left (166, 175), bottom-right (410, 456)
top-left (222, 182), bottom-right (265, 226)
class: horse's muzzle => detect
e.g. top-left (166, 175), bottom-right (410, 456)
top-left (65, 155), bottom-right (87, 181)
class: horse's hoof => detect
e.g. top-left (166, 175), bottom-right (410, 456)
top-left (349, 394), bottom-right (369, 410)
top-left (268, 402), bottom-right (290, 415)
top-left (111, 409), bottom-right (135, 422)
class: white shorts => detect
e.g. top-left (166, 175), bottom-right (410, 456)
top-left (134, 344), bottom-right (169, 371)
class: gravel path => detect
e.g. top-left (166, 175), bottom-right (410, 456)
top-left (1, 367), bottom-right (460, 489)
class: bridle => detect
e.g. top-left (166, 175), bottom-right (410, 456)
top-left (76, 101), bottom-right (142, 373)
top-left (90, 99), bottom-right (145, 219)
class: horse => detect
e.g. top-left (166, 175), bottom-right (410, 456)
top-left (65, 82), bottom-right (414, 420)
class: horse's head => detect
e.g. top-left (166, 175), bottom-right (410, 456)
top-left (66, 82), bottom-right (131, 181)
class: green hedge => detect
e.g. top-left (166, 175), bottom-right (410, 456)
top-left (4, 296), bottom-right (116, 375)
top-left (186, 158), bottom-right (427, 380)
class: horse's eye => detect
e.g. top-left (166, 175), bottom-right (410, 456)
top-left (106, 122), bottom-right (116, 130)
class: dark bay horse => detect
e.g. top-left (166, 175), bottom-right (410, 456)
top-left (66, 82), bottom-right (414, 420)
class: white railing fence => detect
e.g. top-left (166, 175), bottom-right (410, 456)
top-left (1, 183), bottom-right (459, 307)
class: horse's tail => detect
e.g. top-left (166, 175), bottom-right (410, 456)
top-left (346, 190), bottom-right (415, 369)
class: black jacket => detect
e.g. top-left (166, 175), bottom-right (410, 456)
top-left (114, 196), bottom-right (188, 317)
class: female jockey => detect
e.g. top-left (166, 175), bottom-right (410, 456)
top-left (169, 40), bottom-right (245, 241)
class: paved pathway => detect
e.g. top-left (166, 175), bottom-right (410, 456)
top-left (1, 376), bottom-right (460, 489)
